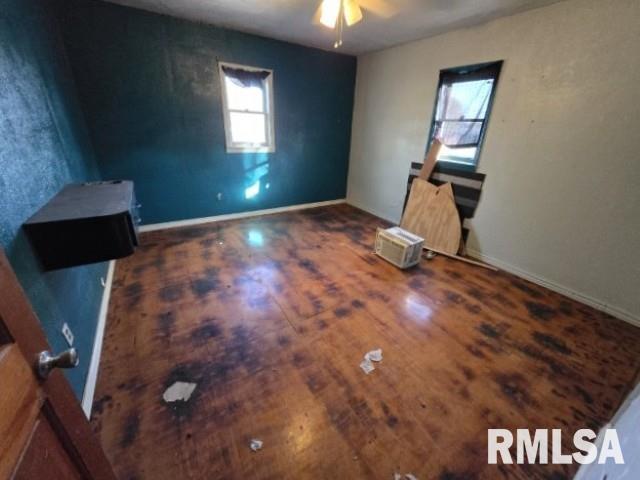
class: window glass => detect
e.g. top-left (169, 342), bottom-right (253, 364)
top-left (229, 112), bottom-right (267, 144)
top-left (225, 78), bottom-right (265, 112)
top-left (436, 79), bottom-right (494, 121)
top-left (427, 62), bottom-right (502, 169)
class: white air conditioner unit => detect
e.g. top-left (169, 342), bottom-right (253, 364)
top-left (375, 227), bottom-right (424, 269)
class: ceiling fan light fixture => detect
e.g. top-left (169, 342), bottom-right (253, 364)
top-left (320, 0), bottom-right (341, 28)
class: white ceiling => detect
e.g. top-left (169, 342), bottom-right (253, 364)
top-left (104, 0), bottom-right (565, 55)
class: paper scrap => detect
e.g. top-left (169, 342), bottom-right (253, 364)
top-left (394, 472), bottom-right (418, 479)
top-left (360, 348), bottom-right (383, 374)
top-left (250, 439), bottom-right (263, 452)
top-left (360, 358), bottom-right (375, 374)
top-left (365, 348), bottom-right (383, 362)
top-left (162, 381), bottom-right (197, 403)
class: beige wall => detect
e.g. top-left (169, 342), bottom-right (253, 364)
top-left (347, 0), bottom-right (640, 324)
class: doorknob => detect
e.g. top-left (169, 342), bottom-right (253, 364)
top-left (36, 348), bottom-right (79, 379)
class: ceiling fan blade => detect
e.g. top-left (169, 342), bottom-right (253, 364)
top-left (358, 0), bottom-right (398, 18)
top-left (319, 0), bottom-right (341, 28)
top-left (343, 0), bottom-right (363, 26)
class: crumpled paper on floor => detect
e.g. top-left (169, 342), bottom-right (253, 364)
top-left (250, 439), bottom-right (263, 452)
top-left (359, 348), bottom-right (383, 374)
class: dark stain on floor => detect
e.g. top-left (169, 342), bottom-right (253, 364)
top-left (493, 372), bottom-right (538, 409)
top-left (409, 277), bottom-right (425, 290)
top-left (191, 321), bottom-right (222, 344)
top-left (380, 401), bottom-right (399, 428)
top-left (305, 373), bottom-right (328, 393)
top-left (532, 331), bottom-right (572, 355)
top-left (478, 323), bottom-right (501, 339)
top-left (524, 301), bottom-right (557, 321)
top-left (334, 306), bottom-right (351, 318)
top-left (517, 343), bottom-right (567, 376)
top-left (317, 318), bottom-right (329, 330)
top-left (157, 311), bottom-right (175, 338)
top-left (121, 412), bottom-right (140, 448)
top-left (512, 279), bottom-right (544, 299)
top-left (444, 290), bottom-right (464, 305)
top-left (298, 259), bottom-right (322, 278)
top-left (574, 385), bottom-right (594, 405)
top-left (351, 299), bottom-right (365, 309)
top-left (124, 282), bottom-right (143, 297)
top-left (191, 268), bottom-right (221, 298)
top-left (439, 469), bottom-right (477, 480)
top-left (458, 365), bottom-right (476, 381)
top-left (159, 284), bottom-right (185, 303)
top-left (292, 351), bottom-right (312, 369)
top-left (92, 394), bottom-right (113, 416)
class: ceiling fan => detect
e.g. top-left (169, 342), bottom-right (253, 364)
top-left (314, 0), bottom-right (397, 48)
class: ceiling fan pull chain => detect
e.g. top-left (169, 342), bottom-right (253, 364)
top-left (334, 0), bottom-right (344, 48)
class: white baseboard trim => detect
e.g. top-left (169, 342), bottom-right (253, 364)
top-left (81, 260), bottom-right (115, 418)
top-left (139, 199), bottom-right (347, 232)
top-left (467, 248), bottom-right (640, 328)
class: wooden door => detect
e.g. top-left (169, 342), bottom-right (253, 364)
top-left (0, 249), bottom-right (116, 479)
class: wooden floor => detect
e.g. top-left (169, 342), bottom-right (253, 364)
top-left (92, 204), bottom-right (640, 480)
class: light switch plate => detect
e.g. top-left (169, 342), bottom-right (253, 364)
top-left (62, 322), bottom-right (74, 347)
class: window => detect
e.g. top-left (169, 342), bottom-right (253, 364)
top-left (219, 62), bottom-right (275, 153)
top-left (427, 61), bottom-right (502, 169)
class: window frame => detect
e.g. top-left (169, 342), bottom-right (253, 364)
top-left (219, 61), bottom-right (275, 154)
top-left (426, 61), bottom-right (503, 171)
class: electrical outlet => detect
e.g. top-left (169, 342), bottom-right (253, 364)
top-left (61, 322), bottom-right (74, 347)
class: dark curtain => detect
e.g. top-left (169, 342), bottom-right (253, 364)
top-left (222, 65), bottom-right (270, 88)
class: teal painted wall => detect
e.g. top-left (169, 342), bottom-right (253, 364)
top-left (0, 0), bottom-right (107, 398)
top-left (56, 0), bottom-right (357, 224)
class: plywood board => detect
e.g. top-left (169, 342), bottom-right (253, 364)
top-left (400, 179), bottom-right (461, 255)
top-left (418, 139), bottom-right (442, 181)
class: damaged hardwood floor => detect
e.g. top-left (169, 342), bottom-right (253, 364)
top-left (91, 204), bottom-right (640, 479)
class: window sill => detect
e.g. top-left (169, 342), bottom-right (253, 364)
top-left (436, 160), bottom-right (477, 172)
top-left (226, 146), bottom-right (275, 154)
